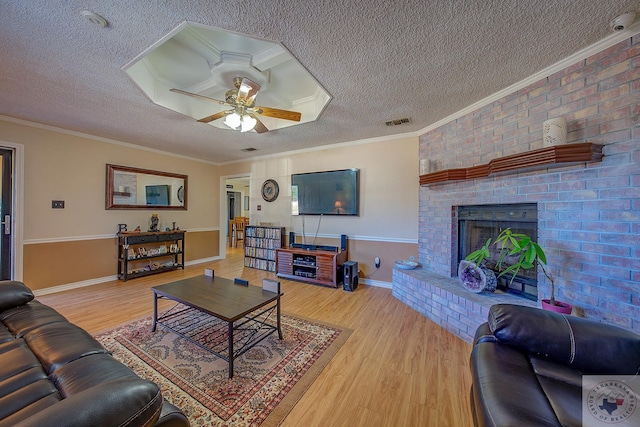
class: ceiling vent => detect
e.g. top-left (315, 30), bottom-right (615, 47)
top-left (241, 147), bottom-right (257, 152)
top-left (385, 117), bottom-right (411, 126)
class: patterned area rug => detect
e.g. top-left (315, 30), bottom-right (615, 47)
top-left (95, 306), bottom-right (351, 427)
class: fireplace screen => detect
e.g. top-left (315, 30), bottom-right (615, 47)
top-left (458, 204), bottom-right (538, 300)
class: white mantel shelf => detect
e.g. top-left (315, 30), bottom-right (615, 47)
top-left (419, 142), bottom-right (603, 186)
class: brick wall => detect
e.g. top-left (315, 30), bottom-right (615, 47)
top-left (396, 36), bottom-right (639, 336)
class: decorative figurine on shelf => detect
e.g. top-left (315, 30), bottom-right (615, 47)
top-left (134, 226), bottom-right (141, 232)
top-left (118, 223), bottom-right (127, 233)
top-left (149, 214), bottom-right (159, 232)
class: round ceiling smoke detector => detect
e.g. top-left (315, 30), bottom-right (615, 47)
top-left (81, 10), bottom-right (108, 27)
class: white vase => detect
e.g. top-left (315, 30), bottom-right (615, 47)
top-left (543, 117), bottom-right (567, 147)
top-left (420, 159), bottom-right (433, 174)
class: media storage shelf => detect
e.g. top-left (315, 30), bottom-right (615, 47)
top-left (276, 247), bottom-right (348, 288)
top-left (117, 230), bottom-right (185, 281)
top-left (243, 226), bottom-right (285, 272)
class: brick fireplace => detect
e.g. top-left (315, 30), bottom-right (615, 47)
top-left (393, 37), bottom-right (639, 343)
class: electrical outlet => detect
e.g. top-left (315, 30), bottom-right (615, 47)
top-left (52, 200), bottom-right (65, 209)
top-left (374, 257), bottom-right (380, 269)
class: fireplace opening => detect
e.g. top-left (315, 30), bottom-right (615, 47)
top-left (457, 203), bottom-right (538, 300)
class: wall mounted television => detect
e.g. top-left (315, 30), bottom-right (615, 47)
top-left (291, 168), bottom-right (359, 216)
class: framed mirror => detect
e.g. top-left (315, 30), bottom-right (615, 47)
top-left (106, 164), bottom-right (188, 210)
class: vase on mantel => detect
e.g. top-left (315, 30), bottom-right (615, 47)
top-left (543, 117), bottom-right (567, 147)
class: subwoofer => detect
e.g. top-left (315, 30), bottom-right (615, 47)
top-left (343, 261), bottom-right (358, 292)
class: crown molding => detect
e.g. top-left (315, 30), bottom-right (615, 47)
top-left (416, 26), bottom-right (640, 136)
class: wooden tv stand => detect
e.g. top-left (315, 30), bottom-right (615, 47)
top-left (276, 247), bottom-right (347, 288)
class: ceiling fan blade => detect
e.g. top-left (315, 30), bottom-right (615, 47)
top-left (254, 106), bottom-right (301, 122)
top-left (251, 115), bottom-right (269, 134)
top-left (197, 110), bottom-right (230, 123)
top-left (169, 88), bottom-right (230, 106)
top-left (236, 78), bottom-right (261, 106)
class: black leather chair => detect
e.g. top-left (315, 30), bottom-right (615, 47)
top-left (470, 303), bottom-right (640, 427)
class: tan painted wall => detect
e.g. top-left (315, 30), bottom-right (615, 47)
top-left (3, 118), bottom-right (418, 289)
top-left (0, 121), bottom-right (219, 239)
top-left (219, 136), bottom-right (420, 283)
top-left (23, 238), bottom-right (118, 289)
top-left (0, 119), bottom-right (220, 289)
top-left (185, 230), bottom-right (219, 261)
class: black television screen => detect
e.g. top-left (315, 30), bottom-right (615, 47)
top-left (291, 169), bottom-right (359, 216)
top-left (145, 184), bottom-right (170, 205)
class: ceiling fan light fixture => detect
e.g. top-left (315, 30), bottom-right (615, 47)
top-left (241, 115), bottom-right (257, 132)
top-left (224, 112), bottom-right (242, 129)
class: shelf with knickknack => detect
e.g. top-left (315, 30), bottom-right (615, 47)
top-left (117, 230), bottom-right (185, 281)
top-left (419, 142), bottom-right (603, 186)
top-left (243, 225), bottom-right (285, 272)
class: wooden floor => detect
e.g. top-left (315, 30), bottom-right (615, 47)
top-left (38, 247), bottom-right (474, 427)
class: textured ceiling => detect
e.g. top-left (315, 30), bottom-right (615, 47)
top-left (1, 1), bottom-right (639, 163)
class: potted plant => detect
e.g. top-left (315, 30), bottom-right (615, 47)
top-left (491, 228), bottom-right (572, 314)
top-left (459, 238), bottom-right (497, 293)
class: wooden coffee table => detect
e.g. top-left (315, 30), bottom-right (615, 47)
top-left (151, 275), bottom-right (282, 378)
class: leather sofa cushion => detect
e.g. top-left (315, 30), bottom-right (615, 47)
top-left (0, 324), bottom-right (12, 344)
top-left (51, 353), bottom-right (144, 398)
top-left (471, 341), bottom-right (562, 426)
top-left (0, 339), bottom-right (60, 423)
top-left (23, 322), bottom-right (109, 374)
top-left (488, 303), bottom-right (640, 375)
top-left (531, 357), bottom-right (582, 427)
top-left (0, 281), bottom-right (33, 311)
top-left (1, 301), bottom-right (67, 338)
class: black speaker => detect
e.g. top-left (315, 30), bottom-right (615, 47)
top-left (289, 231), bottom-right (295, 247)
top-left (341, 234), bottom-right (347, 251)
top-left (343, 261), bottom-right (358, 291)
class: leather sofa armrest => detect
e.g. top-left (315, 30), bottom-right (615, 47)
top-left (155, 400), bottom-right (191, 427)
top-left (0, 281), bottom-right (34, 311)
top-left (472, 322), bottom-right (497, 345)
top-left (14, 378), bottom-right (163, 427)
top-left (488, 304), bottom-right (640, 374)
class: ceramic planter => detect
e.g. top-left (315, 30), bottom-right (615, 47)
top-left (541, 299), bottom-right (572, 314)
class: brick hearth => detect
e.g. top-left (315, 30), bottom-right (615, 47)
top-left (393, 268), bottom-right (535, 343)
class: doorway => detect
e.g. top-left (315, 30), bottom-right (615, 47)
top-left (0, 148), bottom-right (14, 280)
top-left (220, 175), bottom-right (250, 257)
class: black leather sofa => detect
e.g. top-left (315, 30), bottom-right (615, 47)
top-left (0, 280), bottom-right (189, 427)
top-left (470, 303), bottom-right (640, 427)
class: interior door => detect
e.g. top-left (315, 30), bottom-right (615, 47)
top-left (0, 148), bottom-right (13, 279)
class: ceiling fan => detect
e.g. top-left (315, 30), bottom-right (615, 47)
top-left (170, 77), bottom-right (301, 133)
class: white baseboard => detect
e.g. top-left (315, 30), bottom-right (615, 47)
top-left (359, 278), bottom-right (392, 289)
top-left (33, 256), bottom-right (223, 296)
top-left (34, 275), bottom-right (118, 296)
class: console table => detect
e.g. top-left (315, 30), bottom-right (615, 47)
top-left (276, 247), bottom-right (347, 288)
top-left (117, 230), bottom-right (185, 281)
